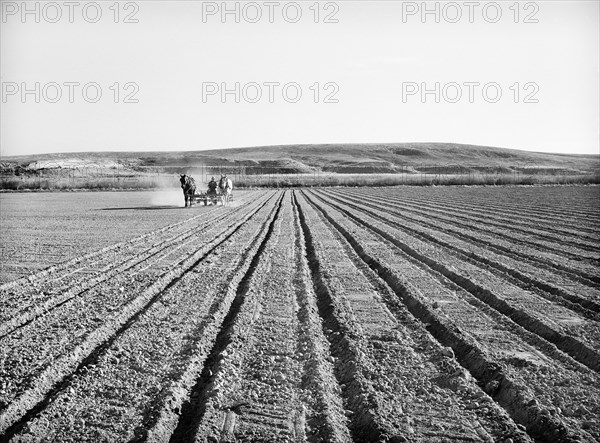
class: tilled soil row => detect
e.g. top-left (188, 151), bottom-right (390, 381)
top-left (296, 192), bottom-right (531, 443)
top-left (384, 191), bottom-right (600, 247)
top-left (0, 192), bottom-right (271, 338)
top-left (0, 193), bottom-right (274, 415)
top-left (186, 192), bottom-right (350, 442)
top-left (290, 194), bottom-right (352, 442)
top-left (378, 190), bottom-right (600, 257)
top-left (0, 193), bottom-right (277, 439)
top-left (304, 191), bottom-right (599, 442)
top-left (313, 191), bottom-right (600, 372)
top-left (324, 190), bottom-right (600, 315)
top-left (346, 189), bottom-right (600, 285)
top-left (298, 192), bottom-right (392, 441)
top-left (3, 193), bottom-right (284, 443)
top-left (338, 189), bottom-right (600, 297)
top-left (341, 188), bottom-right (599, 288)
top-left (0, 193), bottom-right (259, 294)
top-left (0, 191), bottom-right (260, 303)
top-left (359, 190), bottom-right (600, 261)
top-left (396, 192), bottom-right (600, 242)
top-left (411, 187), bottom-right (600, 229)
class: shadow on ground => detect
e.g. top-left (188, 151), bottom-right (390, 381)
top-left (98, 205), bottom-right (184, 211)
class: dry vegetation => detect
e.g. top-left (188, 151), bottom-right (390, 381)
top-left (2, 172), bottom-right (599, 192)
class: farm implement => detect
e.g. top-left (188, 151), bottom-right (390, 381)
top-left (193, 190), bottom-right (234, 206)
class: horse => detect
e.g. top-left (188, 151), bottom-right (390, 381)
top-left (218, 175), bottom-right (233, 206)
top-left (179, 174), bottom-right (196, 207)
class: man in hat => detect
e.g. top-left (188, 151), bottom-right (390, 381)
top-left (208, 176), bottom-right (218, 192)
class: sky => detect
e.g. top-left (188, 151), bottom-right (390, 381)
top-left (1, 0), bottom-right (599, 157)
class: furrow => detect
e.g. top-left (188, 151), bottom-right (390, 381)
top-left (0, 193), bottom-right (277, 438)
top-left (415, 187), bottom-right (600, 226)
top-left (178, 192), bottom-right (350, 442)
top-left (0, 193), bottom-right (271, 338)
top-left (382, 186), bottom-right (600, 225)
top-left (356, 190), bottom-right (600, 260)
top-left (0, 192), bottom-right (262, 298)
top-left (325, 189), bottom-right (600, 315)
top-left (0, 193), bottom-right (260, 293)
top-left (345, 189), bottom-right (600, 283)
top-left (304, 190), bottom-right (599, 442)
top-left (295, 192), bottom-right (531, 443)
top-left (154, 192), bottom-right (287, 442)
top-left (313, 191), bottom-right (600, 372)
top-left (0, 193), bottom-right (274, 415)
top-left (395, 192), bottom-right (600, 241)
top-left (0, 191), bottom-right (259, 297)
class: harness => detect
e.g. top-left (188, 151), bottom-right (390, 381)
top-left (181, 176), bottom-right (196, 194)
top-left (220, 178), bottom-right (232, 192)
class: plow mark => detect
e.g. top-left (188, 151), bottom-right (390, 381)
top-left (0, 194), bottom-right (277, 440)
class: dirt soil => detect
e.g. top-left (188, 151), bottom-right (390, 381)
top-left (0, 186), bottom-right (598, 442)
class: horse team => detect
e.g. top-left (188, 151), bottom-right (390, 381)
top-left (179, 174), bottom-right (233, 208)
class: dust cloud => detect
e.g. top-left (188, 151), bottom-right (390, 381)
top-left (148, 189), bottom-right (184, 208)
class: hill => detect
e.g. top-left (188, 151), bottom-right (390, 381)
top-left (2, 143), bottom-right (598, 176)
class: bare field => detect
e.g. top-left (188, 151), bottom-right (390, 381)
top-left (0, 186), bottom-right (599, 442)
top-left (0, 190), bottom-right (252, 283)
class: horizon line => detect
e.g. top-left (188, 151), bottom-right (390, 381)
top-left (2, 142), bottom-right (599, 159)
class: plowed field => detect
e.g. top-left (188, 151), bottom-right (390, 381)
top-left (1, 186), bottom-right (599, 442)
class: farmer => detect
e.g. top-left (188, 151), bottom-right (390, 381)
top-left (207, 176), bottom-right (218, 196)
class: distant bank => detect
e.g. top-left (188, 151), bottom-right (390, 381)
top-left (1, 143), bottom-right (598, 190)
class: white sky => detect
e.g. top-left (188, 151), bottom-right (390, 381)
top-left (1, 0), bottom-right (599, 157)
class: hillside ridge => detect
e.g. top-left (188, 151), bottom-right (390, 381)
top-left (2, 143), bottom-right (598, 175)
